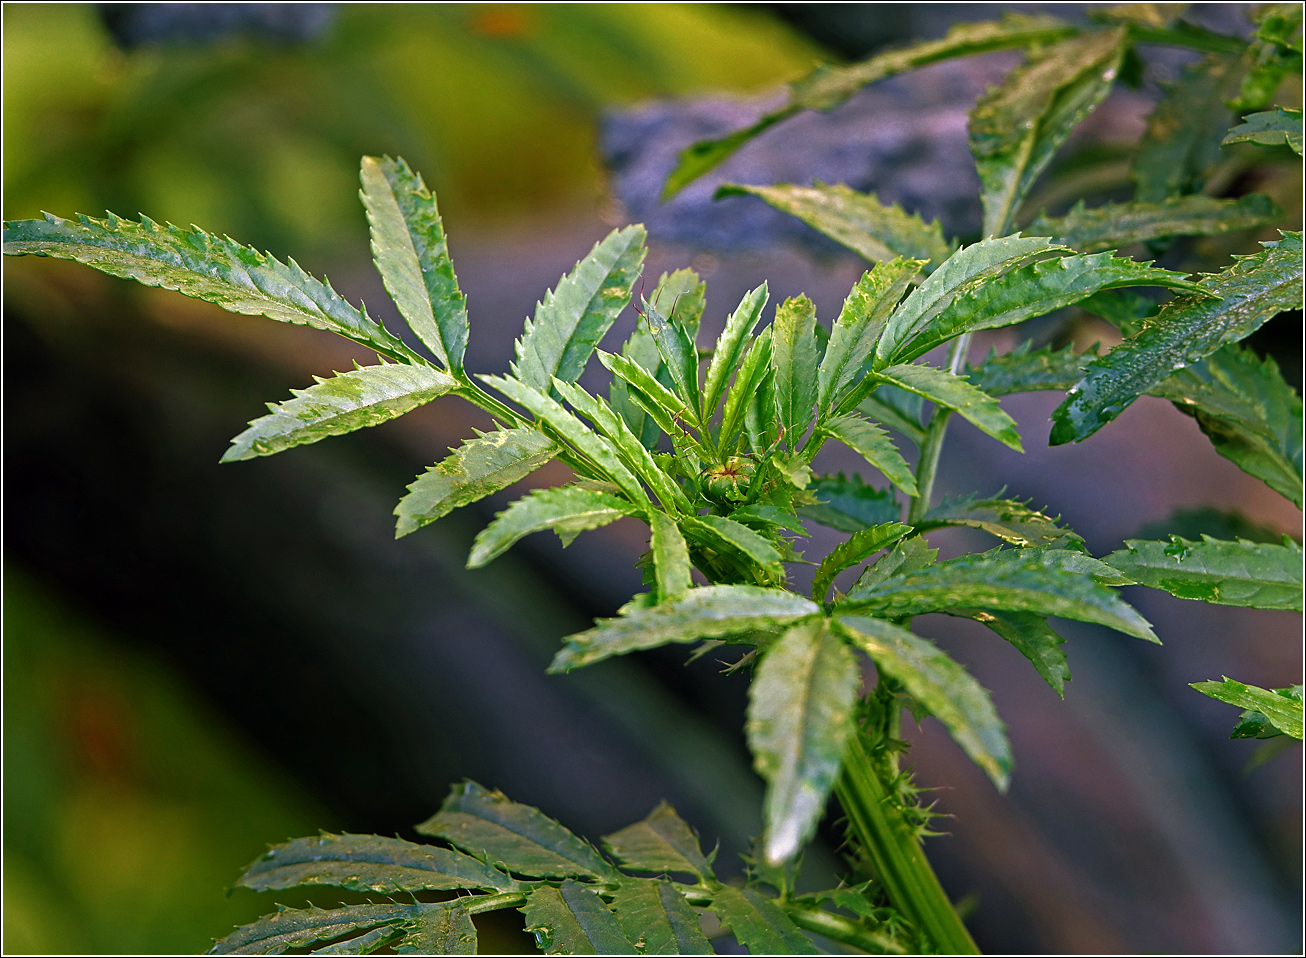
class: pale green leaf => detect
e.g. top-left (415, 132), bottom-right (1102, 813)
top-left (359, 155), bottom-right (468, 370)
top-left (649, 268), bottom-right (707, 339)
top-left (397, 905), bottom-right (478, 956)
top-left (468, 486), bottom-right (638, 568)
top-left (716, 183), bottom-right (952, 268)
top-left (835, 615), bottom-right (1012, 789)
top-left (211, 904), bottom-right (423, 955)
top-left (609, 324), bottom-right (669, 449)
top-left (771, 295), bottom-right (821, 447)
top-left (719, 328), bottom-right (773, 452)
top-left (550, 585), bottom-right (819, 672)
top-left (417, 781), bottom-right (618, 880)
top-left (512, 226), bottom-right (647, 393)
top-left (917, 494), bottom-right (1085, 550)
top-left (857, 384), bottom-right (926, 445)
top-left (602, 803), bottom-right (714, 881)
top-left (957, 609), bottom-right (1069, 697)
top-left (599, 349), bottom-right (691, 440)
top-left (708, 885), bottom-right (817, 955)
top-left (877, 363), bottom-right (1023, 451)
top-left (1027, 194), bottom-right (1281, 253)
top-left (819, 260), bottom-right (922, 412)
top-left (521, 881), bottom-right (635, 956)
top-left (223, 364), bottom-right (456, 462)
top-left (852, 534), bottom-right (939, 591)
top-left (610, 879), bottom-right (713, 955)
top-left (813, 522), bottom-right (913, 602)
top-left (1231, 684), bottom-right (1304, 739)
top-left (650, 512), bottom-right (693, 602)
top-left (395, 427), bottom-right (557, 538)
top-left (682, 515), bottom-right (786, 582)
top-left (1223, 107), bottom-right (1304, 155)
top-left (2, 212), bottom-right (415, 362)
top-left (642, 294), bottom-right (700, 418)
top-left (745, 367), bottom-right (779, 452)
top-left (1191, 678), bottom-right (1304, 740)
top-left (1050, 232), bottom-right (1305, 445)
top-left (798, 474), bottom-right (902, 534)
top-left (822, 414), bottom-right (918, 496)
top-left (1104, 536), bottom-right (1304, 610)
top-left (702, 283), bottom-right (769, 420)
top-left (748, 618), bottom-right (860, 864)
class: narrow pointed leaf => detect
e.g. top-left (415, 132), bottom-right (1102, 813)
top-left (957, 609), bottom-right (1069, 697)
top-left (813, 522), bottom-right (913, 601)
top-left (878, 363), bottom-right (1023, 451)
top-left (417, 781), bottom-right (618, 880)
top-left (1051, 232), bottom-right (1305, 445)
top-left (211, 904), bottom-right (422, 955)
top-left (746, 367), bottom-right (779, 453)
top-left (1222, 107), bottom-right (1304, 154)
top-left (1104, 536), bottom-right (1304, 610)
top-left (2, 212), bottom-right (415, 361)
top-left (611, 879), bottom-right (713, 955)
top-left (834, 615), bottom-right (1012, 789)
top-left (315, 923), bottom-right (404, 954)
top-left (748, 619), bottom-right (860, 864)
top-left (852, 534), bottom-right (939, 592)
top-left (1027, 194), bottom-right (1281, 253)
top-left (599, 349), bottom-right (692, 440)
top-left (359, 155), bottom-right (468, 370)
top-left (602, 803), bottom-right (714, 880)
top-left (708, 885), bottom-right (817, 955)
top-left (642, 296), bottom-right (700, 417)
top-left (468, 486), bottom-right (638, 568)
top-left (550, 585), bottom-right (818, 672)
top-left (857, 385), bottom-right (926, 444)
top-left (649, 268), bottom-right (707, 340)
top-left (238, 833), bottom-right (519, 894)
top-left (682, 515), bottom-right (786, 582)
top-left (822, 414), bottom-right (918, 496)
top-left (395, 427), bottom-right (557, 537)
top-left (844, 547), bottom-right (1158, 641)
top-left (609, 325), bottom-right (668, 449)
top-left (512, 226), bottom-right (647, 393)
top-left (716, 183), bottom-right (952, 268)
top-left (966, 342), bottom-right (1095, 396)
top-left (1191, 678), bottom-right (1304, 740)
top-left (969, 28), bottom-right (1127, 236)
top-left (771, 295), bottom-right (821, 446)
top-left (798, 474), bottom-right (901, 533)
top-left (397, 906), bottom-right (478, 956)
top-left (819, 260), bottom-right (921, 411)
top-left (719, 330), bottom-right (774, 452)
top-left (223, 364), bottom-right (456, 462)
top-left (650, 512), bottom-right (693, 602)
top-left (916, 494), bottom-right (1084, 550)
top-left (522, 881), bottom-right (635, 956)
top-left (702, 283), bottom-right (769, 419)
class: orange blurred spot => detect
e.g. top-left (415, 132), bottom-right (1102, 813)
top-left (469, 5), bottom-right (533, 39)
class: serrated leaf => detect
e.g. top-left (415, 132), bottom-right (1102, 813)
top-left (917, 494), bottom-right (1085, 550)
top-left (661, 14), bottom-right (1074, 197)
top-left (1027, 194), bottom-right (1282, 253)
top-left (1103, 536), bottom-right (1304, 610)
top-left (957, 609), bottom-right (1069, 697)
top-left (719, 328), bottom-right (773, 452)
top-left (650, 268), bottom-right (708, 339)
top-left (650, 512), bottom-right (693, 602)
top-left (397, 905), bottom-right (477, 956)
top-left (682, 515), bottom-right (786, 583)
top-left (468, 486), bottom-right (638, 568)
top-left (1223, 107), bottom-right (1304, 154)
top-left (819, 261), bottom-right (922, 412)
top-left (609, 324), bottom-right (669, 450)
top-left (550, 585), bottom-right (818, 672)
top-left (853, 533), bottom-right (939, 592)
top-left (642, 295), bottom-right (701, 420)
top-left (799, 474), bottom-right (901, 534)
top-left (966, 342), bottom-right (1096, 396)
top-left (857, 384), bottom-right (927, 445)
top-left (223, 364), bottom-right (456, 462)
top-left (813, 522), bottom-right (913, 602)
top-left (211, 904), bottom-right (423, 955)
top-left (1231, 684), bottom-right (1304, 739)
top-left (748, 618), bottom-right (860, 864)
top-left (877, 363), bottom-right (1023, 451)
top-left (708, 885), bottom-right (817, 955)
top-left (894, 252), bottom-right (1204, 365)
top-left (969, 28), bottom-right (1127, 236)
top-left (771, 295), bottom-right (821, 447)
top-left (599, 350), bottom-right (692, 438)
top-left (717, 183), bottom-right (952, 268)
top-left (1050, 232), bottom-right (1305, 445)
top-left (315, 923), bottom-right (404, 954)
top-left (237, 833), bottom-right (518, 895)
top-left (875, 235), bottom-right (1062, 367)
top-left (2, 212), bottom-right (415, 362)
top-left (1191, 678), bottom-right (1304, 740)
top-left (702, 283), bottom-right (769, 420)
top-left (417, 781), bottom-right (618, 880)
top-left (512, 226), bottom-right (647, 394)
top-left (1133, 51), bottom-right (1244, 202)
top-left (843, 547), bottom-right (1158, 641)
top-left (603, 803), bottom-right (714, 880)
top-left (359, 156), bottom-right (469, 371)
top-left (834, 615), bottom-right (1013, 789)
top-left (746, 368), bottom-right (779, 452)
top-left (522, 881), bottom-right (635, 956)
top-left (610, 879), bottom-right (713, 955)
top-left (395, 427), bottom-right (557, 538)
top-left (822, 414), bottom-right (918, 497)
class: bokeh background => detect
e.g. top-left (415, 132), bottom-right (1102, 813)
top-left (3, 3), bottom-right (1301, 954)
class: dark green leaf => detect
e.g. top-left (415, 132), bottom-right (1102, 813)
top-left (521, 881), bottom-right (635, 956)
top-left (682, 515), bottom-right (786, 582)
top-left (602, 803), bottom-right (714, 880)
top-left (610, 879), bottom-right (713, 955)
top-left (1075, 288), bottom-right (1160, 335)
top-left (877, 363), bottom-right (1023, 451)
top-left (835, 615), bottom-right (1012, 789)
top-left (512, 226), bottom-right (647, 394)
top-left (1027, 194), bottom-right (1282, 253)
top-left (1222, 107), bottom-right (1304, 154)
top-left (716, 183), bottom-right (952, 268)
top-left (917, 494), bottom-right (1085, 550)
top-left (957, 609), bottom-right (1069, 697)
top-left (819, 260), bottom-right (922, 412)
top-left (1050, 232), bottom-right (1304, 445)
top-left (965, 342), bottom-right (1096, 396)
top-left (748, 618), bottom-right (860, 864)
top-left (395, 427), bottom-right (557, 538)
top-left (550, 585), bottom-right (818, 672)
top-left (211, 904), bottom-right (423, 955)
top-left (223, 364), bottom-right (456, 462)
top-left (468, 486), bottom-right (638, 568)
top-left (397, 905), bottom-right (478, 956)
top-left (1231, 685), bottom-right (1304, 739)
top-left (852, 534), bottom-right (938, 591)
top-left (771, 295), bottom-right (821, 447)
top-left (822, 414), bottom-right (918, 497)
top-left (359, 155), bottom-right (468, 371)
top-left (702, 283), bottom-right (769, 420)
top-left (609, 324), bottom-right (669, 449)
top-left (1, 212), bottom-right (415, 362)
top-left (238, 833), bottom-right (518, 894)
top-left (417, 781), bottom-right (618, 880)
top-left (650, 512), bottom-right (693, 602)
top-left (1191, 678), bottom-right (1304, 740)
top-left (798, 474), bottom-right (901, 533)
top-left (1134, 505), bottom-right (1294, 546)
top-left (1103, 536), bottom-right (1303, 610)
top-left (315, 923), bottom-right (404, 954)
top-left (745, 367), bottom-right (779, 452)
top-left (857, 385), bottom-right (927, 445)
top-left (708, 885), bottom-right (817, 955)
top-left (813, 522), bottom-right (913, 602)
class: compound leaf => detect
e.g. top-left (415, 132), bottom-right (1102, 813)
top-left (708, 885), bottom-right (817, 955)
top-left (822, 414), bottom-right (918, 497)
top-left (1027, 194), bottom-right (1282, 253)
top-left (702, 283), bottom-right (769, 420)
top-left (1222, 107), bottom-right (1304, 155)
top-left (610, 879), bottom-right (713, 955)
top-left (877, 363), bottom-right (1023, 451)
top-left (835, 615), bottom-right (1012, 789)
top-left (211, 904), bottom-right (422, 955)
top-left (223, 364), bottom-right (456, 462)
top-left (771, 295), bottom-right (821, 447)
top-left (650, 512), bottom-right (693, 602)
top-left (748, 618), bottom-right (860, 864)
top-left (395, 427), bottom-right (557, 538)
top-left (512, 226), bottom-right (647, 394)
top-left (819, 260), bottom-right (922, 412)
top-left (813, 522), bottom-right (913, 602)
top-left (1104, 536), bottom-right (1304, 610)
top-left (957, 609), bottom-right (1069, 697)
top-left (359, 155), bottom-right (468, 370)
top-left (521, 881), bottom-right (634, 956)
top-left (468, 486), bottom-right (638, 568)
top-left (397, 906), bottom-right (477, 956)
top-left (603, 803), bottom-right (714, 881)
top-left (550, 585), bottom-right (818, 672)
top-left (798, 474), bottom-right (901, 534)
top-left (417, 781), bottom-right (618, 880)
top-left (917, 494), bottom-right (1085, 550)
top-left (1191, 678), bottom-right (1304, 740)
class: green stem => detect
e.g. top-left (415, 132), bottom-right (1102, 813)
top-left (835, 732), bottom-right (980, 955)
top-left (784, 904), bottom-right (909, 955)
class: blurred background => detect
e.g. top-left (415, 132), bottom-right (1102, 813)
top-left (3, 3), bottom-right (1301, 954)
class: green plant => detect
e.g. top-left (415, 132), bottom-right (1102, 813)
top-left (4, 3), bottom-right (1301, 954)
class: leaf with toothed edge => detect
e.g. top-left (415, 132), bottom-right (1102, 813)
top-left (1191, 678), bottom-right (1303, 740)
top-left (1103, 536), bottom-right (1304, 610)
top-left (521, 881), bottom-right (635, 956)
top-left (822, 414), bottom-right (918, 497)
top-left (813, 522), bottom-right (913, 601)
top-left (650, 512), bottom-right (693, 602)
top-left (916, 493), bottom-right (1085, 550)
top-left (771, 295), bottom-right (821, 447)
top-left (603, 802), bottom-right (715, 880)
top-left (209, 903), bottom-right (426, 954)
top-left (965, 342), bottom-right (1097, 396)
top-left (877, 364), bottom-right (1023, 452)
top-left (799, 474), bottom-right (902, 534)
top-left (610, 879), bottom-right (714, 955)
top-left (954, 609), bottom-right (1070, 698)
top-left (709, 884), bottom-right (818, 954)
top-left (1222, 108), bottom-right (1304, 155)
top-left (683, 515), bottom-right (787, 582)
top-left (1027, 195), bottom-right (1282, 253)
top-left (702, 283), bottom-right (769, 420)
top-left (397, 906), bottom-right (478, 955)
top-left (468, 486), bottom-right (638, 569)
